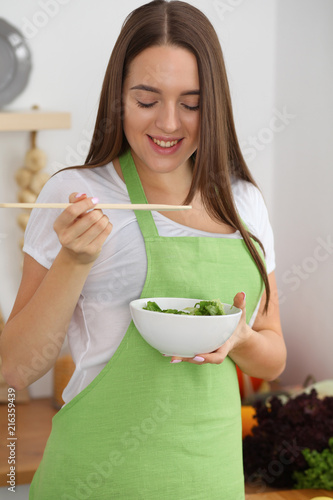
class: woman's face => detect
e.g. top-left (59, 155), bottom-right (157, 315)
top-left (122, 45), bottom-right (200, 176)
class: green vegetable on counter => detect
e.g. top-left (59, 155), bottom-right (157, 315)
top-left (143, 299), bottom-right (226, 316)
top-left (293, 437), bottom-right (333, 490)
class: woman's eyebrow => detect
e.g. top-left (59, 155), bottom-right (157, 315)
top-left (130, 84), bottom-right (200, 96)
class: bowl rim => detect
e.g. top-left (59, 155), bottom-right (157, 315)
top-left (129, 297), bottom-right (242, 317)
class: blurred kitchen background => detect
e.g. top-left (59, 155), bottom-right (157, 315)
top-left (0, 0), bottom-right (332, 398)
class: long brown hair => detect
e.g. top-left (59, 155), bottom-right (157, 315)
top-left (69, 0), bottom-right (270, 311)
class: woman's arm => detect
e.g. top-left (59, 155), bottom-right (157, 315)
top-left (227, 272), bottom-right (286, 380)
top-left (0, 194), bottom-right (112, 390)
top-left (170, 272), bottom-right (287, 381)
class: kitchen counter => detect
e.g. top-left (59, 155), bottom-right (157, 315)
top-left (245, 485), bottom-right (333, 499)
top-left (246, 491), bottom-right (333, 499)
top-left (0, 397), bottom-right (57, 486)
top-left (1, 398), bottom-right (333, 498)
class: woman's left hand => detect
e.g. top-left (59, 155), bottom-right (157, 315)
top-left (169, 292), bottom-right (251, 365)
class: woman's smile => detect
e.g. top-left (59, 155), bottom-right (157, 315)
top-left (147, 134), bottom-right (184, 154)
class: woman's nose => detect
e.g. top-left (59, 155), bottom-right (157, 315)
top-left (155, 103), bottom-right (181, 133)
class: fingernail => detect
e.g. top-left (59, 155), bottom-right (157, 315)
top-left (170, 359), bottom-right (182, 364)
top-left (193, 356), bottom-right (205, 362)
top-left (75, 192), bottom-right (86, 198)
top-left (91, 197), bottom-right (99, 204)
top-left (241, 291), bottom-right (246, 300)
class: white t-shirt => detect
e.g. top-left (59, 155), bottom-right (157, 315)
top-left (23, 162), bottom-right (275, 404)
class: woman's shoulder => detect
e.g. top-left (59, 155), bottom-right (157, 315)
top-left (231, 176), bottom-right (267, 221)
top-left (231, 177), bottom-right (271, 234)
top-left (231, 176), bottom-right (275, 272)
top-left (39, 161), bottom-right (125, 202)
top-left (231, 176), bottom-right (263, 203)
top-left (42, 165), bottom-right (96, 190)
top-left (47, 162), bottom-right (115, 186)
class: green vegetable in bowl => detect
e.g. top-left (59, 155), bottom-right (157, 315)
top-left (143, 299), bottom-right (226, 316)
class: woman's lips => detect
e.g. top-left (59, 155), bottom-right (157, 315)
top-left (147, 135), bottom-right (183, 154)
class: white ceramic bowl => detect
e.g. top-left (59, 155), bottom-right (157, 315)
top-left (130, 297), bottom-right (242, 357)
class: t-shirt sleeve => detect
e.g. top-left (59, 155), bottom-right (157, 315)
top-left (232, 179), bottom-right (276, 275)
top-left (22, 170), bottom-right (91, 269)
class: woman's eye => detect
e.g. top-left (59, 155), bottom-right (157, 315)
top-left (136, 101), bottom-right (199, 111)
top-left (182, 104), bottom-right (200, 111)
top-left (136, 101), bottom-right (156, 109)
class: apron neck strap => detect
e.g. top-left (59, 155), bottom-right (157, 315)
top-left (119, 149), bottom-right (159, 238)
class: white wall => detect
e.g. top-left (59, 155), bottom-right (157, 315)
top-left (272, 0), bottom-right (333, 384)
top-left (0, 0), bottom-right (331, 401)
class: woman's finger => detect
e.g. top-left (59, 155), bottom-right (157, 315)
top-left (233, 291), bottom-right (246, 309)
top-left (69, 213), bottom-right (112, 249)
top-left (71, 193), bottom-right (87, 217)
top-left (71, 192), bottom-right (87, 202)
top-left (169, 346), bottom-right (229, 365)
top-left (54, 196), bottom-right (100, 232)
top-left (59, 208), bottom-right (106, 243)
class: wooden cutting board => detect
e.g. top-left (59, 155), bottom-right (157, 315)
top-left (246, 489), bottom-right (333, 499)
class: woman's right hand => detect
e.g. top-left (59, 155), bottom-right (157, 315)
top-left (53, 192), bottom-right (113, 265)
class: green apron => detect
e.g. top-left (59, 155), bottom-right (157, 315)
top-left (29, 150), bottom-right (264, 500)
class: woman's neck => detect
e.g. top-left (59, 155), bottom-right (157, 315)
top-left (113, 153), bottom-right (193, 203)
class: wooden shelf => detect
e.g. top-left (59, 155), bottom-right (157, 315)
top-left (0, 110), bottom-right (71, 131)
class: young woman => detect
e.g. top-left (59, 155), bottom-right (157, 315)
top-left (0, 1), bottom-right (286, 498)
